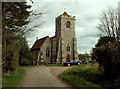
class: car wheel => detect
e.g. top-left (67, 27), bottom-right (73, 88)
top-left (68, 64), bottom-right (70, 66)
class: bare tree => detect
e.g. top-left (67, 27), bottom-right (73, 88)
top-left (21, 10), bottom-right (46, 36)
top-left (97, 7), bottom-right (120, 41)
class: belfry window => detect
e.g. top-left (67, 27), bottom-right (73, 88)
top-left (66, 44), bottom-right (70, 51)
top-left (66, 21), bottom-right (71, 28)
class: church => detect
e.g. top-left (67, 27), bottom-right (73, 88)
top-left (31, 11), bottom-right (78, 65)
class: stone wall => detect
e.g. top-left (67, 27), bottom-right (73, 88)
top-left (39, 37), bottom-right (51, 64)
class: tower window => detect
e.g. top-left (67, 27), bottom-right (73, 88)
top-left (66, 21), bottom-right (71, 28)
top-left (66, 44), bottom-right (70, 51)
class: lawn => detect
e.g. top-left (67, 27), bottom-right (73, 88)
top-left (59, 63), bottom-right (103, 89)
top-left (2, 68), bottom-right (25, 88)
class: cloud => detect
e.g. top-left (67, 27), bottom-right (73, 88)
top-left (26, 0), bottom-right (119, 53)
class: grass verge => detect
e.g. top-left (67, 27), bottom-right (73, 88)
top-left (2, 68), bottom-right (25, 88)
top-left (59, 64), bottom-right (103, 89)
top-left (47, 63), bottom-right (63, 67)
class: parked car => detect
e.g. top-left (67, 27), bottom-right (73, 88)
top-left (63, 60), bottom-right (81, 66)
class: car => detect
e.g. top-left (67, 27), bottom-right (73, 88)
top-left (63, 60), bottom-right (81, 66)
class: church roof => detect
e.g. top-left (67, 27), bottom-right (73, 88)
top-left (31, 36), bottom-right (48, 51)
top-left (63, 11), bottom-right (69, 16)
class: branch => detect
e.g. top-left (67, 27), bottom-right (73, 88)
top-left (23, 22), bottom-right (44, 35)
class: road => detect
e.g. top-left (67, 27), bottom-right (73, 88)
top-left (19, 66), bottom-right (73, 88)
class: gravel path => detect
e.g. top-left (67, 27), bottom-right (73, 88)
top-left (19, 66), bottom-right (73, 88)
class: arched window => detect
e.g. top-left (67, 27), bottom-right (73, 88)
top-left (40, 52), bottom-right (43, 59)
top-left (66, 54), bottom-right (70, 62)
top-left (46, 47), bottom-right (50, 57)
top-left (48, 50), bottom-right (49, 57)
top-left (66, 21), bottom-right (70, 28)
top-left (46, 50), bottom-right (48, 57)
top-left (40, 52), bottom-right (43, 55)
top-left (66, 44), bottom-right (70, 51)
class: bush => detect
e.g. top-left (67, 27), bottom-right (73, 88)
top-left (21, 59), bottom-right (31, 66)
top-left (2, 50), bottom-right (14, 73)
top-left (59, 65), bottom-right (103, 89)
top-left (92, 42), bottom-right (120, 79)
top-left (60, 64), bottom-right (120, 89)
top-left (114, 77), bottom-right (120, 89)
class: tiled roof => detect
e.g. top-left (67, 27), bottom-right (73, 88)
top-left (31, 36), bottom-right (48, 51)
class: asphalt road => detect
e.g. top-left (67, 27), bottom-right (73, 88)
top-left (19, 66), bottom-right (73, 88)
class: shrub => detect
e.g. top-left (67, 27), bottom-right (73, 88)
top-left (59, 65), bottom-right (103, 89)
top-left (2, 50), bottom-right (14, 73)
top-left (21, 59), bottom-right (31, 66)
top-left (92, 42), bottom-right (120, 79)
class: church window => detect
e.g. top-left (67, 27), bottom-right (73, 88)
top-left (66, 21), bottom-right (71, 28)
top-left (40, 52), bottom-right (43, 55)
top-left (46, 47), bottom-right (50, 57)
top-left (46, 50), bottom-right (48, 57)
top-left (66, 44), bottom-right (70, 51)
top-left (48, 50), bottom-right (50, 57)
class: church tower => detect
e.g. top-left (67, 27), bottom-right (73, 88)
top-left (55, 11), bottom-right (78, 63)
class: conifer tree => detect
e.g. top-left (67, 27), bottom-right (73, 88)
top-left (2, 2), bottom-right (31, 73)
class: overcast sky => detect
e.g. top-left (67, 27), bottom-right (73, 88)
top-left (26, 0), bottom-right (119, 54)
